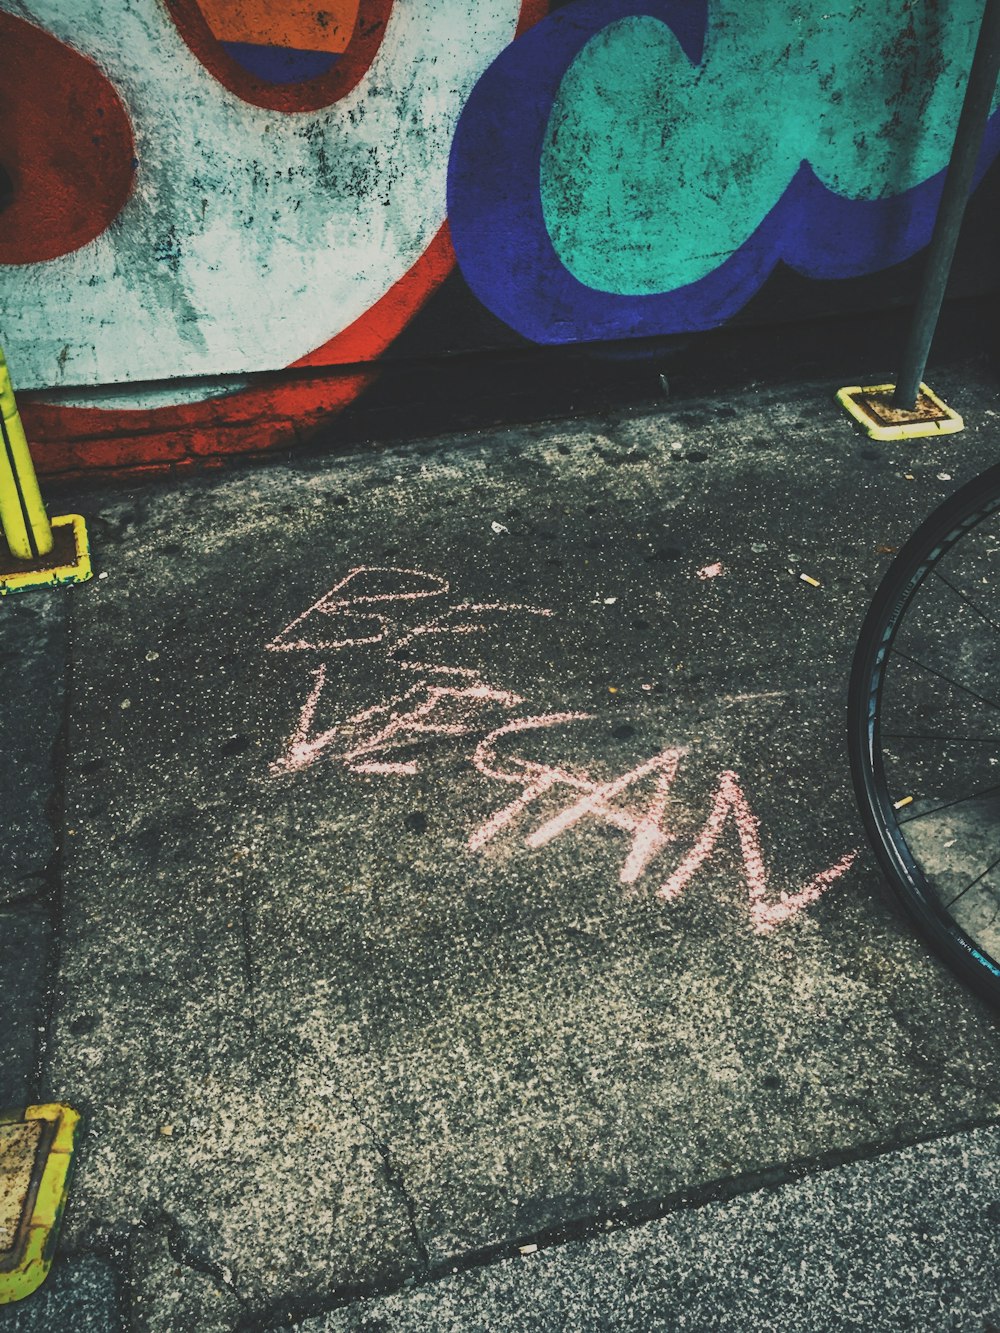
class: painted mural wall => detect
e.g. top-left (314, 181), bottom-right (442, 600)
top-left (0, 0), bottom-right (997, 474)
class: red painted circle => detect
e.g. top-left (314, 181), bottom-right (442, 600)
top-left (0, 13), bottom-right (135, 265)
top-left (164, 0), bottom-right (395, 112)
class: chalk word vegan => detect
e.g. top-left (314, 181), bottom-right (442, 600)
top-left (268, 567), bottom-right (855, 933)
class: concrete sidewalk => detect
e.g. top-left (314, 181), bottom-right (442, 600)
top-left (3, 367), bottom-right (1000, 1330)
top-left (300, 1123), bottom-right (1000, 1331)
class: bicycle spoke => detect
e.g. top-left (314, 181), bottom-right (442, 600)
top-left (884, 732), bottom-right (1000, 744)
top-left (896, 778), bottom-right (1000, 825)
top-left (930, 567), bottom-right (1000, 636)
top-left (891, 650), bottom-right (1000, 714)
top-left (943, 850), bottom-right (1000, 910)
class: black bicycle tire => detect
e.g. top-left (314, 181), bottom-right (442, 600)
top-left (848, 460), bottom-right (1000, 1006)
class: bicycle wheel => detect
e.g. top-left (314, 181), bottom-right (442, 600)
top-left (848, 462), bottom-right (1000, 1005)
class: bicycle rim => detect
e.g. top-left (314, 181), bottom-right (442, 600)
top-left (848, 463), bottom-right (1000, 1005)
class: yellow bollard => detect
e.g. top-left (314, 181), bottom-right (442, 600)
top-left (0, 345), bottom-right (91, 594)
top-left (0, 345), bottom-right (53, 559)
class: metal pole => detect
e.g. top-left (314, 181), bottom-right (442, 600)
top-left (894, 0), bottom-right (1000, 409)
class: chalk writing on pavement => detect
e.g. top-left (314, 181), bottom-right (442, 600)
top-left (268, 567), bottom-right (856, 933)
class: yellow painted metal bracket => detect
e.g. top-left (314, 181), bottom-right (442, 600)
top-left (0, 344), bottom-right (91, 594)
top-left (0, 1104), bottom-right (80, 1305)
top-left (836, 382), bottom-right (964, 442)
top-left (0, 514), bottom-right (92, 596)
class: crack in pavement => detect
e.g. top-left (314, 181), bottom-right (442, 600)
top-left (232, 1112), bottom-right (1000, 1332)
top-left (34, 607), bottom-right (73, 1100)
top-left (344, 1092), bottom-right (431, 1276)
top-left (157, 1211), bottom-right (244, 1302)
top-left (126, 1209), bottom-right (248, 1330)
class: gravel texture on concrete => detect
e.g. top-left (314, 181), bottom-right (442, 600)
top-left (0, 1255), bottom-right (122, 1331)
top-left (0, 904), bottom-right (50, 1107)
top-left (15, 369), bottom-right (1000, 1327)
top-left (296, 1123), bottom-right (1000, 1331)
top-left (0, 593), bottom-right (66, 906)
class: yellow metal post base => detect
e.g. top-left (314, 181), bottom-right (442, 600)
top-left (0, 1104), bottom-right (80, 1305)
top-left (836, 382), bottom-right (964, 441)
top-left (0, 514), bottom-right (92, 596)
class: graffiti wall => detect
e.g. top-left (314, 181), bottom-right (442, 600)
top-left (0, 0), bottom-right (997, 474)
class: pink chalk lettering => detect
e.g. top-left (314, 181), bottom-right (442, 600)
top-left (657, 769), bottom-right (857, 932)
top-left (470, 717), bottom-right (686, 885)
top-left (451, 602), bottom-right (555, 619)
top-left (268, 565), bottom-right (857, 935)
top-left (272, 667), bottom-right (524, 777)
top-left (472, 727), bottom-right (854, 927)
top-left (270, 665), bottom-right (330, 776)
top-left (268, 568), bottom-right (555, 678)
top-left (342, 682), bottom-right (524, 774)
top-left (267, 566), bottom-right (449, 652)
top-left (390, 602), bottom-right (554, 676)
top-left (524, 749), bottom-right (685, 886)
top-left (468, 713), bottom-right (593, 851)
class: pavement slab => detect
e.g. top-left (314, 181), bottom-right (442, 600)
top-left (20, 369), bottom-right (1000, 1326)
top-left (294, 1123), bottom-right (1000, 1332)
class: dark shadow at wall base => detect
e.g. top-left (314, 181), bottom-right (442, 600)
top-left (43, 294), bottom-right (996, 499)
top-left (299, 294), bottom-right (997, 464)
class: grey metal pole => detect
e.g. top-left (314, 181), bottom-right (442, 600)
top-left (894, 0), bottom-right (1000, 410)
